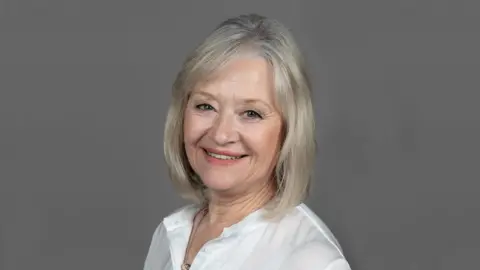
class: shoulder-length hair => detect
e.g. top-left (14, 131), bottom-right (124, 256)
top-left (164, 14), bottom-right (316, 217)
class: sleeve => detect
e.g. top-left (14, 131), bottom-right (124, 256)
top-left (278, 241), bottom-right (352, 270)
top-left (143, 224), bottom-right (167, 270)
top-left (324, 258), bottom-right (351, 270)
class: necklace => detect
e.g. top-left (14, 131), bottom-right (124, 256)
top-left (182, 208), bottom-right (208, 270)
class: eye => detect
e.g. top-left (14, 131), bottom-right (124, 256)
top-left (244, 110), bottom-right (263, 119)
top-left (195, 103), bottom-right (215, 111)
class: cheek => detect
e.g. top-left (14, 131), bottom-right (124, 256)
top-left (247, 122), bottom-right (283, 159)
top-left (183, 110), bottom-right (211, 143)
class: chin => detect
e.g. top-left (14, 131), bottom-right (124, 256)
top-left (199, 173), bottom-right (239, 191)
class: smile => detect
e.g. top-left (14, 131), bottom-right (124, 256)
top-left (203, 149), bottom-right (247, 160)
top-left (206, 152), bottom-right (242, 160)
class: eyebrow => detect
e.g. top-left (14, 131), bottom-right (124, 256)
top-left (191, 91), bottom-right (275, 111)
top-left (191, 91), bottom-right (215, 100)
top-left (242, 99), bottom-right (273, 110)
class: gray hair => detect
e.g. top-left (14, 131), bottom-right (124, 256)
top-left (164, 14), bottom-right (316, 216)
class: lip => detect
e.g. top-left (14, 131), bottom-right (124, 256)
top-left (201, 147), bottom-right (248, 166)
top-left (202, 147), bottom-right (246, 158)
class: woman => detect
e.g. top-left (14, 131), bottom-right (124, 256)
top-left (144, 14), bottom-right (351, 270)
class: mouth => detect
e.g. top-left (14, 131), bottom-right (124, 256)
top-left (203, 148), bottom-right (248, 160)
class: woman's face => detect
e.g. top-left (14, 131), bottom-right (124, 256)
top-left (183, 57), bottom-right (283, 196)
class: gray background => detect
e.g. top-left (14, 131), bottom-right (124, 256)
top-left (1, 0), bottom-right (479, 269)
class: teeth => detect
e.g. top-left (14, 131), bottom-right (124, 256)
top-left (207, 152), bottom-right (242, 160)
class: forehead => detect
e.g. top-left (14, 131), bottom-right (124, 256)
top-left (193, 57), bottom-right (275, 102)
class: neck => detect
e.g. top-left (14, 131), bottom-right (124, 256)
top-left (204, 180), bottom-right (275, 227)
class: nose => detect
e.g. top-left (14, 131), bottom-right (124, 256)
top-left (210, 113), bottom-right (238, 145)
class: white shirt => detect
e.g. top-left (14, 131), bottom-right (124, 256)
top-left (143, 203), bottom-right (351, 270)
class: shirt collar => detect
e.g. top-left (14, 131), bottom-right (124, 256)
top-left (162, 204), bottom-right (269, 236)
top-left (163, 204), bottom-right (200, 231)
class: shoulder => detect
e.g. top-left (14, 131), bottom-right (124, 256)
top-left (273, 203), bottom-right (343, 252)
top-left (271, 204), bottom-right (351, 269)
top-left (144, 204), bottom-right (200, 268)
top-left (293, 204), bottom-right (343, 251)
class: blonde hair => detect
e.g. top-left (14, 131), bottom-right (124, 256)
top-left (164, 14), bottom-right (316, 217)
